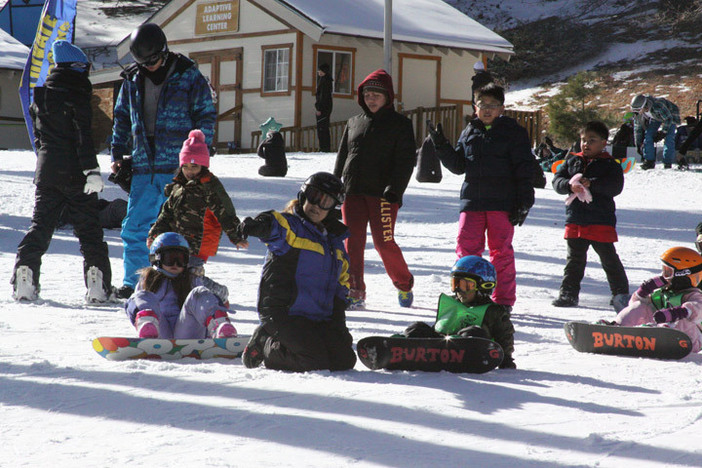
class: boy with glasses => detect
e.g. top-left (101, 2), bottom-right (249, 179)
top-left (430, 83), bottom-right (535, 312)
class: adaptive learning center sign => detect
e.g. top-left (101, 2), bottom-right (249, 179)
top-left (195, 0), bottom-right (239, 35)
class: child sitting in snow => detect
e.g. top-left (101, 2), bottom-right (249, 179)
top-left (125, 232), bottom-right (237, 339)
top-left (609, 246), bottom-right (702, 353)
top-left (148, 129), bottom-right (248, 302)
top-left (403, 256), bottom-right (516, 369)
top-left (552, 120), bottom-right (629, 310)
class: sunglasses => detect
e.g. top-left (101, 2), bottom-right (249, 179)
top-left (305, 186), bottom-right (337, 210)
top-left (450, 276), bottom-right (496, 293)
top-left (138, 53), bottom-right (163, 67)
top-left (160, 249), bottom-right (188, 268)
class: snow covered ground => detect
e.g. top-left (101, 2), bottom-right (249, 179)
top-left (1, 149), bottom-right (702, 467)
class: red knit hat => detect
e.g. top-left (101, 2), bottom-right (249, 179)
top-left (179, 129), bottom-right (210, 167)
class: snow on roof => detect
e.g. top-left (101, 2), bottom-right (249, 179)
top-left (282, 0), bottom-right (513, 56)
top-left (0, 27), bottom-right (28, 70)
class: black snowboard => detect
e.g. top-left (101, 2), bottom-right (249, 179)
top-left (356, 335), bottom-right (504, 373)
top-left (564, 321), bottom-right (692, 360)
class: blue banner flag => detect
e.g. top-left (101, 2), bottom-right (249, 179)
top-left (18, 0), bottom-right (78, 150)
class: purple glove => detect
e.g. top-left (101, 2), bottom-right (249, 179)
top-left (636, 276), bottom-right (667, 298)
top-left (653, 306), bottom-right (689, 323)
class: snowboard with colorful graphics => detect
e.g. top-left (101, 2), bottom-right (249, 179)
top-left (356, 335), bottom-right (504, 373)
top-left (93, 336), bottom-right (250, 361)
top-left (564, 321), bottom-right (692, 360)
top-left (551, 156), bottom-right (636, 174)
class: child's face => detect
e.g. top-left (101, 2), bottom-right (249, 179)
top-left (475, 95), bottom-right (504, 126)
top-left (303, 199), bottom-right (329, 225)
top-left (182, 163), bottom-right (202, 180)
top-left (456, 288), bottom-right (478, 304)
top-left (580, 131), bottom-right (607, 157)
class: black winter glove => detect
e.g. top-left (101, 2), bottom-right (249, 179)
top-left (653, 131), bottom-right (666, 143)
top-left (427, 120), bottom-right (449, 148)
top-left (383, 188), bottom-right (399, 204)
top-left (238, 215), bottom-right (271, 239)
top-left (509, 206), bottom-right (530, 227)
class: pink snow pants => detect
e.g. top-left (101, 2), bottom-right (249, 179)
top-left (457, 210), bottom-right (516, 306)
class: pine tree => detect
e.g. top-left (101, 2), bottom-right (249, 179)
top-left (546, 72), bottom-right (611, 145)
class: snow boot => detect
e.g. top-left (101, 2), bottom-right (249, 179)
top-left (115, 285), bottom-right (134, 299)
top-left (398, 290), bottom-right (414, 308)
top-left (206, 310), bottom-right (237, 338)
top-left (135, 310), bottom-right (159, 338)
top-left (552, 293), bottom-right (578, 307)
top-left (12, 265), bottom-right (39, 301)
top-left (611, 293), bottom-right (630, 313)
top-left (640, 159), bottom-right (655, 170)
top-left (85, 266), bottom-right (109, 303)
top-left (242, 323), bottom-right (271, 369)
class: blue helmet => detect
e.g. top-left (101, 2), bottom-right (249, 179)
top-left (149, 232), bottom-right (189, 266)
top-left (450, 256), bottom-right (497, 290)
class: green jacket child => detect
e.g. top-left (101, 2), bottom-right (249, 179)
top-left (403, 256), bottom-right (516, 369)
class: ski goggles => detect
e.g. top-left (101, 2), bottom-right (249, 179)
top-left (159, 249), bottom-right (188, 268)
top-left (138, 52), bottom-right (164, 67)
top-left (305, 186), bottom-right (337, 210)
top-left (450, 276), bottom-right (495, 293)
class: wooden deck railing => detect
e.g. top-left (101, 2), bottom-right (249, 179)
top-left (250, 105), bottom-right (541, 152)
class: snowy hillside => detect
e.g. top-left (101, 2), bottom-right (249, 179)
top-left (2, 150), bottom-right (702, 467)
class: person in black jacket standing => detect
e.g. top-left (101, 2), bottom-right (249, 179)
top-left (334, 69), bottom-right (416, 308)
top-left (431, 83), bottom-right (534, 310)
top-left (315, 63), bottom-right (333, 152)
top-left (11, 41), bottom-right (113, 303)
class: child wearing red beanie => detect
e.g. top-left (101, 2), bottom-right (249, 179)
top-left (147, 130), bottom-right (248, 303)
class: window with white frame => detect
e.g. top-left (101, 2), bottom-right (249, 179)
top-left (317, 50), bottom-right (352, 95)
top-left (262, 47), bottom-right (290, 93)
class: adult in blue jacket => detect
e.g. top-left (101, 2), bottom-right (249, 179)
top-left (239, 173), bottom-right (356, 372)
top-left (110, 23), bottom-right (216, 298)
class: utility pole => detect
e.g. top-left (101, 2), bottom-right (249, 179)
top-left (383, 0), bottom-right (392, 74)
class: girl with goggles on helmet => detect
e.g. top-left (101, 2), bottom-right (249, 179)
top-left (237, 172), bottom-right (356, 372)
top-left (402, 256), bottom-right (516, 369)
top-left (124, 232), bottom-right (237, 340)
top-left (612, 246), bottom-right (702, 353)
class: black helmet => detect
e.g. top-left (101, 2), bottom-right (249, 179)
top-left (298, 172), bottom-right (345, 209)
top-left (130, 23), bottom-right (168, 65)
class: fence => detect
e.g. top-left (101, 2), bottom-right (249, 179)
top-left (250, 105), bottom-right (541, 152)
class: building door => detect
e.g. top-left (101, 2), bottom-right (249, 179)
top-left (190, 47), bottom-right (243, 151)
top-left (398, 54), bottom-right (439, 112)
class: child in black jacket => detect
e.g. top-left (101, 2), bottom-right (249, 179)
top-left (552, 121), bottom-right (629, 310)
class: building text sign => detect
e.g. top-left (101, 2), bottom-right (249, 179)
top-left (195, 0), bottom-right (239, 35)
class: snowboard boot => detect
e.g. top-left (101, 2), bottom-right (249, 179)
top-left (115, 285), bottom-right (134, 299)
top-left (242, 324), bottom-right (271, 369)
top-left (611, 293), bottom-right (630, 313)
top-left (552, 292), bottom-right (578, 307)
top-left (12, 265), bottom-right (39, 301)
top-left (135, 310), bottom-right (159, 338)
top-left (398, 290), bottom-right (414, 308)
top-left (206, 310), bottom-right (237, 338)
top-left (85, 266), bottom-right (109, 304)
top-left (640, 159), bottom-right (655, 170)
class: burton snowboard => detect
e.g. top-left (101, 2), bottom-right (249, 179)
top-left (93, 336), bottom-right (250, 361)
top-left (356, 335), bottom-right (504, 373)
top-left (564, 321), bottom-right (692, 360)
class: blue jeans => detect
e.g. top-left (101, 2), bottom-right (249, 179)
top-left (644, 121), bottom-right (676, 164)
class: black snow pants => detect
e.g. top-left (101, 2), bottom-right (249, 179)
top-left (13, 184), bottom-right (112, 290)
top-left (263, 315), bottom-right (356, 372)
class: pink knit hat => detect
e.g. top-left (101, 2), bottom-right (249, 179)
top-left (179, 129), bottom-right (210, 167)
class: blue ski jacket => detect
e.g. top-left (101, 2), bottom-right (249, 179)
top-left (110, 53), bottom-right (216, 175)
